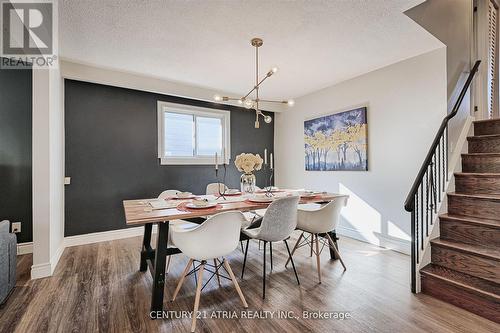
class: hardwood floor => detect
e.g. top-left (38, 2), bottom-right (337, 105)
top-left (1, 235), bottom-right (499, 333)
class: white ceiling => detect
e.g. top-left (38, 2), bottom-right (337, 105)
top-left (59, 0), bottom-right (442, 100)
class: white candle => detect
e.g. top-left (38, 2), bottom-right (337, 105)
top-left (264, 148), bottom-right (268, 165)
top-left (215, 152), bottom-right (218, 170)
top-left (270, 153), bottom-right (273, 169)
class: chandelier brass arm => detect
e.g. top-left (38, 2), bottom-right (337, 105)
top-left (214, 37), bottom-right (294, 128)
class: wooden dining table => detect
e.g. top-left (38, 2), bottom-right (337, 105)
top-left (123, 191), bottom-right (347, 313)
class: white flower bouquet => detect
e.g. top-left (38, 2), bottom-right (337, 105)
top-left (234, 153), bottom-right (264, 174)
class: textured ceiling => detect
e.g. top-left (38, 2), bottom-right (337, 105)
top-left (60, 0), bottom-right (442, 99)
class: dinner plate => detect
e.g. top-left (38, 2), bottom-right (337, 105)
top-left (186, 202), bottom-right (218, 209)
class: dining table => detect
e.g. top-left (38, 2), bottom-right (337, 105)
top-left (122, 190), bottom-right (348, 313)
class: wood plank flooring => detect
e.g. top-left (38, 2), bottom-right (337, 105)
top-left (1, 235), bottom-right (499, 333)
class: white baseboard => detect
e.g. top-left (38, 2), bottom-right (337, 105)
top-left (30, 262), bottom-right (52, 279)
top-left (30, 243), bottom-right (66, 280)
top-left (336, 226), bottom-right (410, 255)
top-left (63, 225), bottom-right (156, 248)
top-left (17, 242), bottom-right (33, 255)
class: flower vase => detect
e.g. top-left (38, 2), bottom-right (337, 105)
top-left (240, 172), bottom-right (257, 194)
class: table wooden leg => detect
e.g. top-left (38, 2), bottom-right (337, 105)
top-left (151, 222), bottom-right (168, 313)
top-left (140, 223), bottom-right (153, 271)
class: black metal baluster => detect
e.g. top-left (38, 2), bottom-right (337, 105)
top-left (445, 126), bottom-right (449, 181)
top-left (428, 167), bottom-right (431, 235)
top-left (437, 142), bottom-right (441, 201)
top-left (415, 191), bottom-right (419, 264)
top-left (410, 206), bottom-right (416, 293)
top-left (442, 135), bottom-right (445, 189)
top-left (420, 184), bottom-right (423, 253)
top-left (423, 173), bottom-right (428, 251)
top-left (432, 154), bottom-right (437, 215)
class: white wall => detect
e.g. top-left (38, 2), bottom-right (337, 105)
top-left (275, 48), bottom-right (447, 254)
top-left (405, 0), bottom-right (475, 150)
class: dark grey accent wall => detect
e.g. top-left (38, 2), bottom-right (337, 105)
top-left (65, 80), bottom-right (274, 237)
top-left (0, 65), bottom-right (32, 243)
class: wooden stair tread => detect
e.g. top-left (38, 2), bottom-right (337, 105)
top-left (467, 133), bottom-right (500, 140)
top-left (473, 118), bottom-right (500, 124)
top-left (454, 172), bottom-right (500, 177)
top-left (430, 238), bottom-right (500, 261)
top-left (420, 264), bottom-right (500, 301)
top-left (448, 192), bottom-right (500, 200)
top-left (440, 213), bottom-right (500, 228)
top-left (462, 153), bottom-right (500, 156)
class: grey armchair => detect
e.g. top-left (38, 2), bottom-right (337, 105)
top-left (0, 220), bottom-right (16, 305)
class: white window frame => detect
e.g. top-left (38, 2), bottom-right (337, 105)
top-left (157, 101), bottom-right (231, 165)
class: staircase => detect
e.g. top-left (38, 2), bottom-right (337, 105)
top-left (420, 118), bottom-right (500, 323)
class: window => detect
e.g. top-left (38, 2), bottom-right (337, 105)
top-left (157, 101), bottom-right (230, 165)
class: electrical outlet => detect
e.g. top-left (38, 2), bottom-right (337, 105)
top-left (11, 222), bottom-right (21, 233)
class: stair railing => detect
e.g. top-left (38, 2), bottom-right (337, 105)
top-left (404, 60), bottom-right (481, 293)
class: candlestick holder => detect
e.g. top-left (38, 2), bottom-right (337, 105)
top-left (264, 164), bottom-right (274, 198)
top-left (215, 163), bottom-right (228, 200)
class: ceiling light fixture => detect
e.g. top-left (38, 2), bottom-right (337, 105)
top-left (213, 37), bottom-right (294, 128)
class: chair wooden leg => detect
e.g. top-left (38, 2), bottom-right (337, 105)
top-left (285, 232), bottom-right (304, 268)
top-left (166, 255), bottom-right (172, 274)
top-left (223, 259), bottom-right (248, 308)
top-left (172, 259), bottom-right (194, 301)
top-left (191, 261), bottom-right (205, 333)
top-left (314, 234), bottom-right (321, 283)
top-left (326, 233), bottom-right (346, 271)
top-left (214, 259), bottom-right (221, 287)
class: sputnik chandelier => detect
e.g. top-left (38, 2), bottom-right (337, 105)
top-left (214, 37), bottom-right (294, 128)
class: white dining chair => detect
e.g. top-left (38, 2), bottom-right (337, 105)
top-left (205, 183), bottom-right (228, 195)
top-left (286, 196), bottom-right (348, 283)
top-left (170, 211), bottom-right (248, 332)
top-left (241, 195), bottom-right (301, 299)
top-left (157, 189), bottom-right (199, 273)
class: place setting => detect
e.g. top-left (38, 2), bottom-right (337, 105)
top-left (177, 198), bottom-right (222, 213)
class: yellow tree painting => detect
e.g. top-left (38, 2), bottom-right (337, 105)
top-left (304, 107), bottom-right (368, 171)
